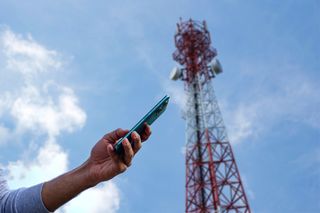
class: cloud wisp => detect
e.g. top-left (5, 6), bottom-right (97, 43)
top-left (163, 60), bottom-right (320, 146)
top-left (223, 64), bottom-right (320, 145)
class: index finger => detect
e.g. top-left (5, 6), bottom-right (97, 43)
top-left (141, 123), bottom-right (152, 142)
top-left (104, 128), bottom-right (129, 143)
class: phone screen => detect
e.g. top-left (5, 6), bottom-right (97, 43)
top-left (114, 95), bottom-right (170, 154)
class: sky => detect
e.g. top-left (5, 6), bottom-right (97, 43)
top-left (0, 0), bottom-right (319, 212)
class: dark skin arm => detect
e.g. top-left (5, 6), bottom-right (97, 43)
top-left (41, 125), bottom-right (151, 212)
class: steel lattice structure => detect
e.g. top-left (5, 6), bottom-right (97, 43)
top-left (172, 19), bottom-right (250, 213)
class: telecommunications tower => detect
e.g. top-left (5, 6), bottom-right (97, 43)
top-left (171, 19), bottom-right (250, 213)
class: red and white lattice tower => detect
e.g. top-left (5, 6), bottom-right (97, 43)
top-left (171, 19), bottom-right (251, 213)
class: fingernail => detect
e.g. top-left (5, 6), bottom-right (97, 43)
top-left (133, 131), bottom-right (138, 138)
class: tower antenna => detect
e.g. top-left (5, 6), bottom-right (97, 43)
top-left (172, 19), bottom-right (251, 213)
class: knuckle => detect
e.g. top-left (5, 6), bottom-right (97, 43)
top-left (141, 134), bottom-right (148, 142)
top-left (136, 143), bottom-right (142, 149)
top-left (115, 128), bottom-right (123, 136)
top-left (103, 133), bottom-right (109, 139)
top-left (118, 164), bottom-right (127, 173)
top-left (135, 142), bottom-right (142, 150)
top-left (128, 151), bottom-right (134, 158)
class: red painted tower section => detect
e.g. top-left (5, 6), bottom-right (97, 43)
top-left (172, 19), bottom-right (251, 213)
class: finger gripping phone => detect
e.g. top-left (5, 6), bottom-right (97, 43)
top-left (114, 95), bottom-right (170, 154)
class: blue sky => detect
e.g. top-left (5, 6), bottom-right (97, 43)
top-left (0, 0), bottom-right (319, 212)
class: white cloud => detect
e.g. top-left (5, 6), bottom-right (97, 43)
top-left (0, 27), bottom-right (87, 142)
top-left (1, 29), bottom-right (61, 77)
top-left (62, 182), bottom-right (120, 213)
top-left (6, 140), bottom-right (68, 188)
top-left (226, 105), bottom-right (256, 145)
top-left (11, 84), bottom-right (86, 139)
top-left (0, 28), bottom-right (121, 213)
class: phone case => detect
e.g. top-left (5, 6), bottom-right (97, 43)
top-left (114, 95), bottom-right (170, 154)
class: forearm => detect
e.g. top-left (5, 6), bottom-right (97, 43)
top-left (41, 160), bottom-right (95, 212)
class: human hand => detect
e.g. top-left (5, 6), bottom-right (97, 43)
top-left (41, 125), bottom-right (151, 212)
top-left (87, 124), bottom-right (152, 185)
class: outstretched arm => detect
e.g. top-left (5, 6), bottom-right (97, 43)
top-left (41, 126), bottom-right (151, 212)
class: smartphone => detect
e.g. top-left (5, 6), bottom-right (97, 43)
top-left (114, 95), bottom-right (170, 154)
